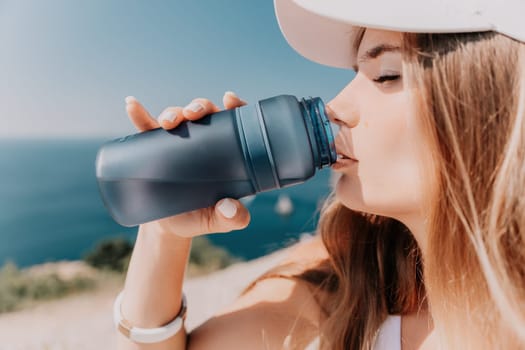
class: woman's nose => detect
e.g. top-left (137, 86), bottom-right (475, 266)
top-left (324, 104), bottom-right (338, 123)
top-left (326, 86), bottom-right (360, 128)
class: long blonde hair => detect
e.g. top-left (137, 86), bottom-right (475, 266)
top-left (404, 31), bottom-right (525, 348)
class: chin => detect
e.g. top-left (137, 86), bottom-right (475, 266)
top-left (334, 178), bottom-right (399, 218)
top-left (333, 178), bottom-right (365, 213)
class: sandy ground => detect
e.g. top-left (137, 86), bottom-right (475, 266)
top-left (0, 250), bottom-right (289, 350)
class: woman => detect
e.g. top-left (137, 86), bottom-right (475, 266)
top-left (116, 0), bottom-right (525, 349)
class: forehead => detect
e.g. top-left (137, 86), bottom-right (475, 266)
top-left (357, 29), bottom-right (403, 56)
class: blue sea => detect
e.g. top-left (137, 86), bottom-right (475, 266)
top-left (0, 139), bottom-right (333, 268)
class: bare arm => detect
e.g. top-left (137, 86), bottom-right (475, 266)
top-left (117, 226), bottom-right (325, 350)
top-left (117, 224), bottom-right (191, 349)
top-left (116, 92), bottom-right (250, 350)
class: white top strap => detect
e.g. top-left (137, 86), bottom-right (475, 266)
top-left (373, 315), bottom-right (402, 350)
top-left (304, 315), bottom-right (401, 350)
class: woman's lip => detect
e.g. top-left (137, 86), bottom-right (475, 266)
top-left (343, 155), bottom-right (358, 161)
top-left (336, 152), bottom-right (358, 161)
top-left (332, 158), bottom-right (358, 170)
top-left (334, 143), bottom-right (357, 161)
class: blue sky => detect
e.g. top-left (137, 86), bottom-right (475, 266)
top-left (0, 0), bottom-right (353, 138)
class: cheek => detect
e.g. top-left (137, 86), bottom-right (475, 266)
top-left (357, 91), bottom-right (412, 166)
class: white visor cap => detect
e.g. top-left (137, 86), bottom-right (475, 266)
top-left (274, 0), bottom-right (525, 69)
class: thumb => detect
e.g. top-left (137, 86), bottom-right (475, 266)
top-left (210, 198), bottom-right (251, 233)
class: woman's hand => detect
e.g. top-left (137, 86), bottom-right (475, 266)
top-left (124, 91), bottom-right (251, 238)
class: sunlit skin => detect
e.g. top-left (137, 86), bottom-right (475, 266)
top-left (122, 29), bottom-right (437, 350)
top-left (328, 29), bottom-right (430, 245)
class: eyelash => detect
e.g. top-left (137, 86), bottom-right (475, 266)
top-left (373, 74), bottom-right (401, 83)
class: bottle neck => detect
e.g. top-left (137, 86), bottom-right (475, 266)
top-left (300, 97), bottom-right (337, 169)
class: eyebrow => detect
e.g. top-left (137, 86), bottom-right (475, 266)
top-left (352, 44), bottom-right (401, 71)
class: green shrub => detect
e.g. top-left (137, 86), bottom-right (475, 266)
top-left (0, 261), bottom-right (22, 313)
top-left (0, 236), bottom-right (240, 313)
top-left (83, 236), bottom-right (133, 272)
top-left (82, 235), bottom-right (240, 277)
top-left (188, 237), bottom-right (241, 276)
top-left (0, 261), bottom-right (96, 314)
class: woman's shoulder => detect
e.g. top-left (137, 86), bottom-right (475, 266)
top-left (188, 236), bottom-right (328, 350)
top-left (281, 234), bottom-right (329, 265)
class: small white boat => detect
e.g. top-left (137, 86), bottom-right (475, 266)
top-left (275, 194), bottom-right (294, 216)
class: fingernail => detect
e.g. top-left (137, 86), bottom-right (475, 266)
top-left (183, 102), bottom-right (204, 114)
top-left (159, 110), bottom-right (178, 123)
top-left (125, 96), bottom-right (137, 104)
top-left (225, 91), bottom-right (247, 104)
top-left (218, 198), bottom-right (237, 219)
top-left (225, 91), bottom-right (238, 98)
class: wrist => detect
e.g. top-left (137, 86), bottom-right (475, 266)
top-left (139, 221), bottom-right (193, 245)
top-left (115, 290), bottom-right (187, 344)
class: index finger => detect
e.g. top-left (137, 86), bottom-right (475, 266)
top-left (125, 96), bottom-right (160, 131)
top-left (222, 91), bottom-right (247, 110)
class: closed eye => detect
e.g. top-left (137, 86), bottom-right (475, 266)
top-left (373, 74), bottom-right (401, 83)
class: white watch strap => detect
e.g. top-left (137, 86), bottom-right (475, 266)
top-left (113, 290), bottom-right (187, 344)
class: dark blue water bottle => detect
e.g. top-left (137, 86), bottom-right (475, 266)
top-left (96, 94), bottom-right (336, 227)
